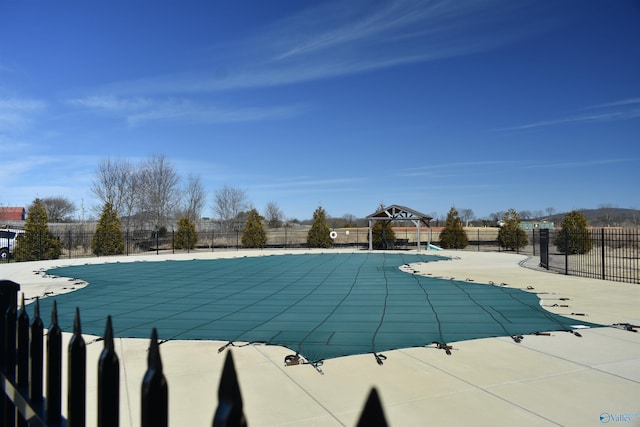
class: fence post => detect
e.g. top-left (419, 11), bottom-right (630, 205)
top-left (540, 229), bottom-right (549, 270)
top-left (532, 229), bottom-right (536, 256)
top-left (212, 351), bottom-right (246, 427)
top-left (0, 280), bottom-right (18, 425)
top-left (601, 228), bottom-right (606, 281)
top-left (46, 301), bottom-right (62, 424)
top-left (141, 328), bottom-right (168, 427)
top-left (564, 228), bottom-right (569, 275)
top-left (98, 316), bottom-right (120, 427)
top-left (2, 287), bottom-right (18, 426)
top-left (17, 295), bottom-right (29, 427)
top-left (30, 298), bottom-right (44, 407)
top-left (68, 307), bottom-right (86, 427)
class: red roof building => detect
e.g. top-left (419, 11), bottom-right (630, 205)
top-left (0, 207), bottom-right (26, 221)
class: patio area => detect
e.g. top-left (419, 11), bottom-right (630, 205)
top-left (1, 249), bottom-right (639, 426)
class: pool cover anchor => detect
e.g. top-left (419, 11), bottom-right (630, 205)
top-left (374, 353), bottom-right (387, 365)
top-left (283, 354), bottom-right (324, 374)
top-left (433, 342), bottom-right (453, 355)
top-left (284, 353), bottom-right (302, 366)
top-left (613, 323), bottom-right (639, 332)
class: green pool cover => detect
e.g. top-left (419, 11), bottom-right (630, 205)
top-left (38, 253), bottom-right (601, 364)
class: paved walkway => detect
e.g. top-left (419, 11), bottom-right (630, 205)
top-left (1, 249), bottom-right (639, 426)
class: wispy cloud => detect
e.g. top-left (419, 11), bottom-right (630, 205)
top-left (251, 177), bottom-right (367, 190)
top-left (104, 0), bottom-right (549, 95)
top-left (524, 158), bottom-right (638, 170)
top-left (400, 160), bottom-right (516, 177)
top-left (495, 97), bottom-right (640, 131)
top-left (68, 95), bottom-right (308, 126)
top-left (68, 95), bottom-right (153, 112)
top-left (0, 153), bottom-right (97, 194)
top-left (580, 97), bottom-right (640, 110)
top-left (0, 97), bottom-right (47, 132)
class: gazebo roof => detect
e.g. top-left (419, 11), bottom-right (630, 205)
top-left (366, 204), bottom-right (432, 225)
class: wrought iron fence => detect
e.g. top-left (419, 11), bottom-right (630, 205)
top-left (2, 227), bottom-right (539, 259)
top-left (542, 228), bottom-right (640, 284)
top-left (3, 227), bottom-right (638, 284)
top-left (0, 280), bottom-right (387, 426)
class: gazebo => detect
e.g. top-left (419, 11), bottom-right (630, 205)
top-left (366, 205), bottom-right (433, 251)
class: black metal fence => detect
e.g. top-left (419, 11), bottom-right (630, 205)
top-left (2, 227), bottom-right (539, 260)
top-left (3, 227), bottom-right (639, 284)
top-left (541, 228), bottom-right (639, 284)
top-left (0, 280), bottom-right (387, 427)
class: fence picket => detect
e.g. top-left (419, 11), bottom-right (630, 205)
top-left (141, 328), bottom-right (168, 427)
top-left (17, 295), bottom-right (29, 427)
top-left (212, 351), bottom-right (246, 427)
top-left (68, 307), bottom-right (86, 427)
top-left (356, 388), bottom-right (388, 427)
top-left (30, 299), bottom-right (44, 405)
top-left (98, 316), bottom-right (120, 427)
top-left (4, 300), bottom-right (17, 425)
top-left (46, 301), bottom-right (62, 424)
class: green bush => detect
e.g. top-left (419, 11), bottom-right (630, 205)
top-left (553, 210), bottom-right (593, 254)
top-left (241, 209), bottom-right (267, 248)
top-left (91, 202), bottom-right (125, 256)
top-left (13, 198), bottom-right (62, 261)
top-left (306, 206), bottom-right (333, 248)
top-left (439, 207), bottom-right (468, 249)
top-left (497, 208), bottom-right (528, 251)
top-left (174, 217), bottom-right (198, 250)
top-left (370, 221), bottom-right (396, 249)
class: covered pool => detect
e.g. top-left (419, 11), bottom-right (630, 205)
top-left (38, 252), bottom-right (602, 364)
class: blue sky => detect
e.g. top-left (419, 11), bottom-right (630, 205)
top-left (1, 0), bottom-right (639, 221)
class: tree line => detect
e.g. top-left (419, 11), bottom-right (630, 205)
top-left (10, 198), bottom-right (594, 262)
top-left (436, 207), bottom-right (593, 253)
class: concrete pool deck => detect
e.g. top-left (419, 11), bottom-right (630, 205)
top-left (1, 249), bottom-right (639, 426)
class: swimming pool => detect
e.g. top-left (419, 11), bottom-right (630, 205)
top-left (37, 252), bottom-right (601, 363)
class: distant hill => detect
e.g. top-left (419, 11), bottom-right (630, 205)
top-left (546, 208), bottom-right (640, 228)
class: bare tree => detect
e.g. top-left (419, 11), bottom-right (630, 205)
top-left (459, 208), bottom-right (474, 227)
top-left (264, 201), bottom-right (284, 228)
top-left (598, 203), bottom-right (618, 226)
top-left (91, 157), bottom-right (132, 215)
top-left (180, 174), bottom-right (207, 221)
top-left (120, 168), bottom-right (141, 230)
top-left (41, 196), bottom-right (76, 222)
top-left (519, 210), bottom-right (533, 220)
top-left (342, 213), bottom-right (357, 227)
top-left (213, 185), bottom-right (249, 231)
top-left (489, 211), bottom-right (505, 225)
top-left (139, 154), bottom-right (181, 228)
top-left (545, 207), bottom-right (556, 218)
